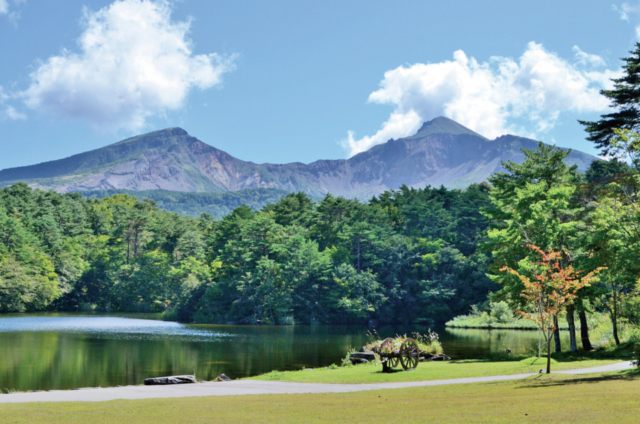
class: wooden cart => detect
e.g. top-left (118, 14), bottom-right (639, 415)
top-left (376, 337), bottom-right (420, 372)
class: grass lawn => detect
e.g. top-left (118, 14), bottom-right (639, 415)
top-left (1, 369), bottom-right (639, 423)
top-left (247, 357), bottom-right (625, 384)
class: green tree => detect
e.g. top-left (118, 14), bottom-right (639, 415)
top-left (580, 43), bottom-right (640, 154)
top-left (485, 143), bottom-right (583, 351)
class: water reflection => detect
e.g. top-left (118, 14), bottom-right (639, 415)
top-left (441, 328), bottom-right (571, 358)
top-left (0, 314), bottom-right (574, 391)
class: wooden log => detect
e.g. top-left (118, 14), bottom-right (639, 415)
top-left (350, 351), bottom-right (376, 362)
top-left (143, 375), bottom-right (197, 385)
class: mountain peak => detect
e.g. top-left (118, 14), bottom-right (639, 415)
top-left (0, 119), bottom-right (598, 198)
top-left (157, 127), bottom-right (188, 136)
top-left (117, 127), bottom-right (189, 144)
top-left (407, 116), bottom-right (488, 140)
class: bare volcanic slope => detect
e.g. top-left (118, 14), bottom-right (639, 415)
top-left (0, 117), bottom-right (598, 198)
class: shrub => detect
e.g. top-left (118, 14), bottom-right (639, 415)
top-left (341, 347), bottom-right (356, 367)
top-left (490, 301), bottom-right (513, 324)
top-left (78, 302), bottom-right (97, 312)
top-left (161, 309), bottom-right (179, 321)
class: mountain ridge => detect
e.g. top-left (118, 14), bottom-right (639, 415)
top-left (0, 117), bottom-right (598, 199)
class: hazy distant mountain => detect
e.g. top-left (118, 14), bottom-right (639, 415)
top-left (0, 117), bottom-right (597, 199)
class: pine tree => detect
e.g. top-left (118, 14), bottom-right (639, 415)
top-left (580, 43), bottom-right (640, 153)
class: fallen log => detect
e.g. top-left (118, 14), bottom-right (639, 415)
top-left (143, 375), bottom-right (197, 385)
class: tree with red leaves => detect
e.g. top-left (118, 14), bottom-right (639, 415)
top-left (501, 245), bottom-right (605, 373)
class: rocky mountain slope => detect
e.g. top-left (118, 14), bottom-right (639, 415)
top-left (0, 117), bottom-right (598, 199)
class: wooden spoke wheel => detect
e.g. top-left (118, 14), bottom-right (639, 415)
top-left (388, 357), bottom-right (399, 368)
top-left (399, 338), bottom-right (420, 370)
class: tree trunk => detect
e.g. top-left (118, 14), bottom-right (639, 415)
top-left (612, 288), bottom-right (621, 345)
top-left (579, 310), bottom-right (593, 351)
top-left (547, 338), bottom-right (552, 374)
top-left (566, 304), bottom-right (577, 352)
top-left (538, 330), bottom-right (542, 358)
top-left (553, 316), bottom-right (561, 352)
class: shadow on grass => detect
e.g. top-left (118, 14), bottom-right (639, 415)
top-left (516, 369), bottom-right (640, 389)
top-left (474, 342), bottom-right (636, 364)
top-left (372, 367), bottom-right (421, 375)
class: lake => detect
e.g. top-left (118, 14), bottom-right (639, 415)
top-left (0, 313), bottom-right (571, 391)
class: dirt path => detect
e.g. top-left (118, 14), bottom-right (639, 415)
top-left (0, 361), bottom-right (634, 404)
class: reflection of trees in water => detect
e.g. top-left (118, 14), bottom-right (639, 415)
top-left (0, 332), bottom-right (60, 391)
top-left (0, 325), bottom-right (371, 391)
top-left (203, 325), bottom-right (369, 379)
top-left (0, 326), bottom-right (570, 391)
top-left (443, 328), bottom-right (571, 357)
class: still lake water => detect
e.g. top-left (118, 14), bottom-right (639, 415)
top-left (0, 313), bottom-right (571, 391)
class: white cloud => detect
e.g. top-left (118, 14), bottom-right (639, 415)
top-left (344, 42), bottom-right (617, 157)
top-left (573, 46), bottom-right (606, 67)
top-left (0, 87), bottom-right (25, 120)
top-left (613, 2), bottom-right (640, 21)
top-left (5, 105), bottom-right (25, 120)
top-left (614, 2), bottom-right (640, 38)
top-left (0, 0), bottom-right (26, 22)
top-left (20, 0), bottom-right (235, 131)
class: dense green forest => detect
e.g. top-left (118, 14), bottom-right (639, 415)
top-left (0, 180), bottom-right (494, 325)
top-left (82, 188), bottom-right (291, 218)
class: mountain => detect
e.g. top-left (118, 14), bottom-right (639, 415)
top-left (0, 117), bottom-right (598, 199)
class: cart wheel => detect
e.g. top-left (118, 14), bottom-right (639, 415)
top-left (388, 357), bottom-right (399, 368)
top-left (399, 338), bottom-right (420, 370)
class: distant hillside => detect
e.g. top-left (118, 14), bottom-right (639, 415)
top-left (0, 117), bottom-right (598, 199)
top-left (82, 188), bottom-right (290, 218)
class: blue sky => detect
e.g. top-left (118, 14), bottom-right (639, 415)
top-left (0, 0), bottom-right (639, 170)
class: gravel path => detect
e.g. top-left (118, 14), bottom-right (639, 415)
top-left (0, 361), bottom-right (634, 404)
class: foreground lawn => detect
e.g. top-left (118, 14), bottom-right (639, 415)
top-left (248, 357), bottom-right (624, 384)
top-left (1, 370), bottom-right (639, 423)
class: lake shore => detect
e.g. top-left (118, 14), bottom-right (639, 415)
top-left (0, 364), bottom-right (638, 424)
top-left (0, 360), bottom-right (634, 403)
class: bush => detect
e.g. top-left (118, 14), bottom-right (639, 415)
top-left (490, 301), bottom-right (513, 324)
top-left (341, 347), bottom-right (356, 367)
top-left (446, 301), bottom-right (538, 329)
top-left (634, 344), bottom-right (640, 368)
top-left (78, 302), bottom-right (97, 312)
top-left (161, 309), bottom-right (179, 321)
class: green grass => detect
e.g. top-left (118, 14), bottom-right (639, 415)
top-left (445, 315), bottom-right (541, 329)
top-left (1, 370), bottom-right (638, 423)
top-left (247, 357), bottom-right (623, 384)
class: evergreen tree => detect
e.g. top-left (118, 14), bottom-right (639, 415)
top-left (580, 43), bottom-right (640, 153)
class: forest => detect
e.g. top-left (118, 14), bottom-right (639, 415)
top-left (81, 187), bottom-right (291, 218)
top-left (0, 179), bottom-right (494, 326)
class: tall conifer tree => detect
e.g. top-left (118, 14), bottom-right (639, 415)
top-left (580, 43), bottom-right (640, 153)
